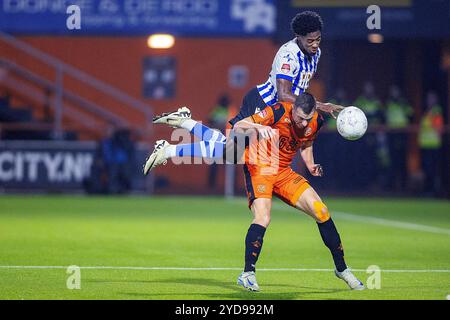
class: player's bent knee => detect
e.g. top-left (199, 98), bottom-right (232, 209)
top-left (313, 201), bottom-right (330, 223)
top-left (254, 216), bottom-right (271, 228)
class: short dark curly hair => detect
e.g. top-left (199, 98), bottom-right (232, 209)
top-left (291, 11), bottom-right (323, 36)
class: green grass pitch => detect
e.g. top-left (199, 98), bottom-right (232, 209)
top-left (0, 195), bottom-right (449, 300)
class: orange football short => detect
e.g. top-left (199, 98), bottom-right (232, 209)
top-left (243, 165), bottom-right (311, 208)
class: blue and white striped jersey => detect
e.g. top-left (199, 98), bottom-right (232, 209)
top-left (257, 38), bottom-right (321, 106)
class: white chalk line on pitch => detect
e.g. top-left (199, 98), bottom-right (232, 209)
top-left (0, 266), bottom-right (449, 273)
top-left (265, 201), bottom-right (450, 236)
top-left (333, 211), bottom-right (450, 236)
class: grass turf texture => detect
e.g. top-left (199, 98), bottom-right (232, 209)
top-left (0, 195), bottom-right (449, 300)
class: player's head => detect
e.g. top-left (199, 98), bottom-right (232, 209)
top-left (291, 11), bottom-right (323, 56)
top-left (292, 92), bottom-right (316, 128)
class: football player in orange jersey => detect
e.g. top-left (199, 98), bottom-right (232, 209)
top-left (232, 92), bottom-right (365, 291)
top-left (144, 93), bottom-right (365, 292)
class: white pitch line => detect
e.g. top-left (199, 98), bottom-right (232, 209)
top-left (333, 211), bottom-right (450, 236)
top-left (0, 266), bottom-right (449, 273)
top-left (268, 202), bottom-right (450, 236)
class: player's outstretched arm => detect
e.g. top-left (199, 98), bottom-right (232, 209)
top-left (234, 116), bottom-right (277, 140)
top-left (300, 141), bottom-right (323, 177)
top-left (276, 78), bottom-right (296, 103)
top-left (316, 101), bottom-right (345, 119)
top-left (276, 78), bottom-right (343, 119)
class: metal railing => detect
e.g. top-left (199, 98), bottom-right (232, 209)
top-left (0, 59), bottom-right (127, 132)
top-left (0, 31), bottom-right (153, 139)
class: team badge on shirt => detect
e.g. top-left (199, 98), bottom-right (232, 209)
top-left (257, 185), bottom-right (266, 193)
top-left (258, 109), bottom-right (268, 118)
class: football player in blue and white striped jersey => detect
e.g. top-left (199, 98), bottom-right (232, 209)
top-left (229, 11), bottom-right (343, 127)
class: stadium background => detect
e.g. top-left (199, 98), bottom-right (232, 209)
top-left (0, 0), bottom-right (449, 301)
top-left (0, 0), bottom-right (449, 198)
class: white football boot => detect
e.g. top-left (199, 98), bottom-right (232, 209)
top-left (237, 271), bottom-right (260, 292)
top-left (143, 140), bottom-right (169, 175)
top-left (335, 268), bottom-right (366, 290)
top-left (152, 106), bottom-right (191, 128)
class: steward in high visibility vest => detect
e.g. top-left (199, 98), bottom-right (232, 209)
top-left (385, 85), bottom-right (413, 191)
top-left (386, 86), bottom-right (413, 129)
top-left (419, 91), bottom-right (445, 196)
top-left (354, 82), bottom-right (383, 125)
top-left (419, 105), bottom-right (444, 150)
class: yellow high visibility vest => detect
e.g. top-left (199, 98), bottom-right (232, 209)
top-left (419, 106), bottom-right (443, 149)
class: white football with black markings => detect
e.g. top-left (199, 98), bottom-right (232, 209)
top-left (336, 106), bottom-right (368, 141)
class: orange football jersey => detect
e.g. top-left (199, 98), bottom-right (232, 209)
top-left (245, 101), bottom-right (323, 171)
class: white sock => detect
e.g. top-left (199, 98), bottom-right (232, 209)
top-left (180, 119), bottom-right (197, 132)
top-left (164, 145), bottom-right (176, 158)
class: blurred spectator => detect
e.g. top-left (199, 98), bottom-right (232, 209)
top-left (353, 81), bottom-right (386, 189)
top-left (207, 94), bottom-right (231, 189)
top-left (83, 144), bottom-right (109, 194)
top-left (418, 91), bottom-right (444, 196)
top-left (385, 85), bottom-right (413, 191)
top-left (385, 85), bottom-right (413, 129)
top-left (354, 81), bottom-right (384, 125)
top-left (101, 128), bottom-right (136, 194)
top-left (322, 88), bottom-right (350, 189)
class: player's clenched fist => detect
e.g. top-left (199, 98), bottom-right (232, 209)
top-left (308, 164), bottom-right (324, 177)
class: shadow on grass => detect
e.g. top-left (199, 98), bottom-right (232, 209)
top-left (86, 277), bottom-right (346, 300)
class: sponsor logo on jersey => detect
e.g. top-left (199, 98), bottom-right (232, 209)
top-left (281, 63), bottom-right (291, 74)
top-left (258, 110), bottom-right (268, 118)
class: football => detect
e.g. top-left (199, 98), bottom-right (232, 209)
top-left (336, 106), bottom-right (368, 140)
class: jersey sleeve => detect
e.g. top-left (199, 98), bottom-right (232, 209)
top-left (274, 48), bottom-right (299, 82)
top-left (229, 108), bottom-right (251, 127)
top-left (251, 106), bottom-right (275, 126)
top-left (251, 103), bottom-right (286, 126)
